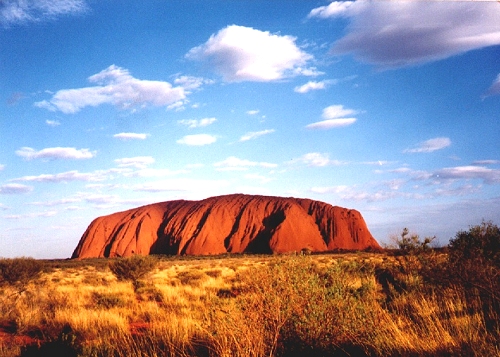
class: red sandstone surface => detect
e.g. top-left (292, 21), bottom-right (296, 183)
top-left (72, 194), bottom-right (381, 259)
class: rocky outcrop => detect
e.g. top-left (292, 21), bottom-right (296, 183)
top-left (72, 194), bottom-right (381, 259)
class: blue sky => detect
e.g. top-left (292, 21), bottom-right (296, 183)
top-left (1, 0), bottom-right (500, 259)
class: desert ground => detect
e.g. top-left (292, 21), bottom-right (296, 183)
top-left (1, 249), bottom-right (499, 357)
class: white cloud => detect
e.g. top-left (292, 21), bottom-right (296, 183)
top-left (306, 104), bottom-right (358, 129)
top-left (1, 0), bottom-right (87, 26)
top-left (214, 156), bottom-right (277, 171)
top-left (176, 134), bottom-right (217, 146)
top-left (178, 118), bottom-right (217, 128)
top-left (472, 160), bottom-right (500, 165)
top-left (0, 164), bottom-right (4, 171)
top-left (113, 132), bottom-right (149, 140)
top-left (405, 137), bottom-right (451, 153)
top-left (485, 73), bottom-right (500, 97)
top-left (16, 147), bottom-right (96, 160)
top-left (306, 118), bottom-right (356, 129)
top-left (174, 75), bottom-right (214, 90)
top-left (133, 178), bottom-right (230, 193)
top-left (308, 1), bottom-right (358, 19)
top-left (4, 210), bottom-right (57, 220)
top-left (12, 170), bottom-right (108, 183)
top-left (30, 198), bottom-right (81, 207)
top-left (435, 165), bottom-right (500, 184)
top-left (322, 104), bottom-right (358, 119)
top-left (294, 152), bottom-right (345, 167)
top-left (239, 129), bottom-right (275, 142)
top-left (186, 25), bottom-right (314, 82)
top-left (84, 194), bottom-right (120, 205)
top-left (243, 173), bottom-right (273, 184)
top-left (294, 80), bottom-right (329, 93)
top-left (0, 183), bottom-right (33, 194)
top-left (246, 110), bottom-right (260, 115)
top-left (123, 168), bottom-right (188, 178)
top-left (35, 65), bottom-right (186, 114)
top-left (115, 156), bottom-right (155, 169)
top-left (45, 119), bottom-right (60, 127)
top-left (310, 1), bottom-right (500, 67)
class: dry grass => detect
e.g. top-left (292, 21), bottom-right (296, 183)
top-left (0, 253), bottom-right (498, 356)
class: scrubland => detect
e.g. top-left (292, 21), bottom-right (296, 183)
top-left (0, 249), bottom-right (499, 357)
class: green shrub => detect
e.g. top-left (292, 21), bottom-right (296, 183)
top-left (448, 220), bottom-right (500, 268)
top-left (0, 257), bottom-right (43, 287)
top-left (108, 255), bottom-right (157, 289)
top-left (92, 292), bottom-right (127, 309)
top-left (447, 221), bottom-right (500, 291)
top-left (447, 221), bottom-right (500, 333)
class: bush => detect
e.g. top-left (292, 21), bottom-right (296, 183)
top-left (447, 221), bottom-right (500, 332)
top-left (448, 220), bottom-right (500, 268)
top-left (108, 255), bottom-right (157, 289)
top-left (447, 221), bottom-right (500, 294)
top-left (92, 292), bottom-right (127, 309)
top-left (391, 228), bottom-right (435, 254)
top-left (0, 257), bottom-right (43, 288)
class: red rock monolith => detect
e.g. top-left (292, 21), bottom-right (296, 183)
top-left (71, 194), bottom-right (381, 258)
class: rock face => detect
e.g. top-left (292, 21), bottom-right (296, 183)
top-left (72, 194), bottom-right (381, 259)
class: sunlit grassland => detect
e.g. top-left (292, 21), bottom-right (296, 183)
top-left (0, 252), bottom-right (499, 357)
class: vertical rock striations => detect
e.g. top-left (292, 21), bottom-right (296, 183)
top-left (72, 194), bottom-right (381, 258)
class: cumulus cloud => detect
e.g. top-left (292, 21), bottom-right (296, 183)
top-left (308, 1), bottom-right (359, 19)
top-left (16, 147), bottom-right (96, 160)
top-left (115, 156), bottom-right (155, 169)
top-left (309, 1), bottom-right (500, 67)
top-left (214, 156), bottom-right (277, 171)
top-left (35, 65), bottom-right (186, 114)
top-left (294, 152), bottom-right (345, 167)
top-left (0, 183), bottom-right (33, 194)
top-left (45, 120), bottom-right (60, 127)
top-left (176, 134), bottom-right (217, 146)
top-left (294, 80), bottom-right (330, 93)
top-left (405, 137), bottom-right (451, 153)
top-left (1, 0), bottom-right (87, 27)
top-left (435, 165), bottom-right (500, 184)
top-left (178, 118), bottom-right (217, 128)
top-left (113, 132), bottom-right (149, 140)
top-left (239, 129), bottom-right (275, 142)
top-left (306, 104), bottom-right (358, 129)
top-left (186, 25), bottom-right (314, 82)
top-left (322, 104), bottom-right (358, 119)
